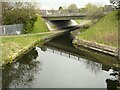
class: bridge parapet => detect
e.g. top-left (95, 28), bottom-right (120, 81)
top-left (40, 10), bottom-right (87, 20)
top-left (41, 13), bottom-right (86, 17)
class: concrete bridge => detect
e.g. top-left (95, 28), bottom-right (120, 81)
top-left (41, 13), bottom-right (86, 21)
top-left (40, 9), bottom-right (87, 31)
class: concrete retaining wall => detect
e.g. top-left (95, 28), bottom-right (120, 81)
top-left (73, 37), bottom-right (118, 56)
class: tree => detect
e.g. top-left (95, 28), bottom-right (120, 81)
top-left (59, 6), bottom-right (63, 10)
top-left (85, 3), bottom-right (104, 23)
top-left (68, 3), bottom-right (78, 10)
top-left (2, 2), bottom-right (37, 33)
top-left (80, 8), bottom-right (86, 13)
top-left (58, 6), bottom-right (63, 13)
top-left (67, 3), bottom-right (78, 13)
top-left (109, 0), bottom-right (120, 9)
top-left (0, 2), bottom-right (2, 25)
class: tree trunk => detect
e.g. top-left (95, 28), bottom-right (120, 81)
top-left (0, 2), bottom-right (2, 25)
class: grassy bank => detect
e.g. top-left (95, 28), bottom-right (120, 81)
top-left (76, 11), bottom-right (118, 47)
top-left (30, 15), bottom-right (49, 33)
top-left (0, 33), bottom-right (53, 66)
top-left (76, 19), bottom-right (89, 24)
top-left (74, 44), bottom-right (119, 69)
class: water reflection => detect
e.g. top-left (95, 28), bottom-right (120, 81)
top-left (2, 32), bottom-right (120, 88)
top-left (45, 32), bottom-right (119, 71)
top-left (43, 46), bottom-right (103, 75)
top-left (106, 69), bottom-right (120, 90)
top-left (2, 48), bottom-right (40, 88)
top-left (85, 60), bottom-right (102, 75)
top-left (44, 32), bottom-right (120, 88)
top-left (2, 46), bottom-right (120, 88)
top-left (44, 46), bottom-right (120, 88)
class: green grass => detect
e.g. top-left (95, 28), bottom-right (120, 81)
top-left (30, 15), bottom-right (49, 33)
top-left (74, 44), bottom-right (119, 69)
top-left (76, 19), bottom-right (89, 24)
top-left (77, 11), bottom-right (118, 47)
top-left (0, 33), bottom-right (52, 66)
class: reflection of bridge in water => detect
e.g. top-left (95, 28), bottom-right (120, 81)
top-left (43, 40), bottom-right (118, 71)
top-left (44, 45), bottom-right (102, 69)
top-left (47, 46), bottom-right (83, 60)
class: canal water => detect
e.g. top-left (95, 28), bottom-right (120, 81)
top-left (2, 32), bottom-right (119, 88)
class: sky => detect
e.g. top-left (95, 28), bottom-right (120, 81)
top-left (1, 0), bottom-right (111, 10)
top-left (38, 0), bottom-right (111, 10)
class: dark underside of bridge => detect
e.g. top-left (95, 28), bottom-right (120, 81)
top-left (49, 20), bottom-right (75, 29)
top-left (45, 19), bottom-right (80, 31)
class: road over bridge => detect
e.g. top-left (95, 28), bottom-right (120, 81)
top-left (41, 13), bottom-right (87, 21)
top-left (40, 10), bottom-right (87, 31)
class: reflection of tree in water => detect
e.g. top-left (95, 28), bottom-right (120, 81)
top-left (85, 60), bottom-right (120, 89)
top-left (84, 59), bottom-right (120, 89)
top-left (40, 46), bottom-right (47, 52)
top-left (2, 48), bottom-right (42, 88)
top-left (106, 68), bottom-right (120, 90)
top-left (85, 60), bottom-right (102, 75)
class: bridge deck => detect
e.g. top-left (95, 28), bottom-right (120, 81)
top-left (41, 13), bottom-right (86, 20)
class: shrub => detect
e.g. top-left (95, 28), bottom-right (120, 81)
top-left (2, 2), bottom-right (37, 33)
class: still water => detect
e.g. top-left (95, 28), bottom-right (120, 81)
top-left (2, 32), bottom-right (119, 88)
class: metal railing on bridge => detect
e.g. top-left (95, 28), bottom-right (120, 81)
top-left (41, 13), bottom-right (86, 17)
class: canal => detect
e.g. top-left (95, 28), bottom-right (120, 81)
top-left (2, 30), bottom-right (120, 88)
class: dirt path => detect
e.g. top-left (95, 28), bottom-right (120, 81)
top-left (0, 31), bottom-right (63, 38)
top-left (78, 20), bottom-right (91, 26)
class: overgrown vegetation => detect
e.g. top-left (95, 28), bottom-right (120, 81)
top-left (0, 33), bottom-right (53, 66)
top-left (84, 3), bottom-right (104, 23)
top-left (77, 11), bottom-right (118, 47)
top-left (76, 20), bottom-right (89, 24)
top-left (57, 3), bottom-right (104, 19)
top-left (30, 15), bottom-right (49, 33)
top-left (2, 2), bottom-right (37, 33)
top-left (110, 0), bottom-right (120, 9)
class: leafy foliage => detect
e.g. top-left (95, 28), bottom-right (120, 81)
top-left (85, 3), bottom-right (104, 23)
top-left (2, 2), bottom-right (37, 33)
top-left (67, 3), bottom-right (79, 13)
top-left (110, 0), bottom-right (120, 9)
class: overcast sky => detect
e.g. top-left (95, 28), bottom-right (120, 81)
top-left (1, 0), bottom-right (111, 10)
top-left (38, 0), bottom-right (111, 10)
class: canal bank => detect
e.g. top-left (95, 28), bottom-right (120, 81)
top-left (73, 38), bottom-right (118, 56)
top-left (73, 11), bottom-right (118, 57)
top-left (46, 32), bottom-right (120, 69)
top-left (0, 31), bottom-right (66, 67)
top-left (2, 31), bottom-right (120, 88)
